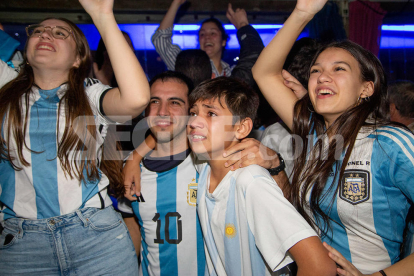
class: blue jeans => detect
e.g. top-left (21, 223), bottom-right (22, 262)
top-left (0, 206), bottom-right (138, 275)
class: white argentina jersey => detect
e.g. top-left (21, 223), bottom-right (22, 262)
top-left (131, 152), bottom-right (205, 276)
top-left (0, 59), bottom-right (113, 222)
top-left (197, 164), bottom-right (317, 276)
top-left (310, 126), bottom-right (414, 274)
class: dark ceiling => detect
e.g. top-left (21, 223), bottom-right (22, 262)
top-left (0, 1), bottom-right (413, 25)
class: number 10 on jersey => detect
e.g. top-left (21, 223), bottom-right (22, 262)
top-left (152, 212), bottom-right (183, 244)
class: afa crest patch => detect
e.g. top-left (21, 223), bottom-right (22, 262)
top-left (187, 179), bottom-right (198, 206)
top-left (339, 170), bottom-right (370, 205)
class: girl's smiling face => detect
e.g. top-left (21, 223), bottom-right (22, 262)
top-left (26, 19), bottom-right (80, 71)
top-left (308, 47), bottom-right (373, 126)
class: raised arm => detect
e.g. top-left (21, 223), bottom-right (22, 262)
top-left (159, 0), bottom-right (186, 30)
top-left (227, 3), bottom-right (265, 89)
top-left (252, 0), bottom-right (327, 130)
top-left (79, 0), bottom-right (150, 122)
top-left (151, 0), bottom-right (186, 70)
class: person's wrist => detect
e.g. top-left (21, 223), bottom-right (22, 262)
top-left (267, 153), bottom-right (285, 175)
top-left (292, 7), bottom-right (315, 22)
top-left (236, 21), bottom-right (249, 29)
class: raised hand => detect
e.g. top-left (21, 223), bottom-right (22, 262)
top-left (295, 0), bottom-right (328, 18)
top-left (79, 0), bottom-right (114, 18)
top-left (226, 3), bottom-right (249, 30)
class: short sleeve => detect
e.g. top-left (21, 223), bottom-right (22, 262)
top-left (0, 60), bottom-right (18, 89)
top-left (244, 167), bottom-right (317, 271)
top-left (84, 77), bottom-right (112, 125)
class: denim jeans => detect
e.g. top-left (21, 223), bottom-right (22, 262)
top-left (0, 206), bottom-right (138, 275)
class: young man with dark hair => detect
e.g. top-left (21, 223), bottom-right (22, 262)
top-left (175, 49), bottom-right (212, 87)
top-left (120, 70), bottom-right (205, 276)
top-left (388, 80), bottom-right (414, 132)
top-left (187, 77), bottom-right (336, 276)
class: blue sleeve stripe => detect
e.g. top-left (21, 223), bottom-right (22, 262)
top-left (372, 129), bottom-right (414, 166)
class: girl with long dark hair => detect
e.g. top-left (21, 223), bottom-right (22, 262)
top-left (253, 0), bottom-right (414, 275)
top-left (0, 0), bottom-right (149, 274)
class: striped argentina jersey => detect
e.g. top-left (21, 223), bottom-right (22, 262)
top-left (197, 163), bottom-right (317, 276)
top-left (308, 125), bottom-right (414, 274)
top-left (131, 152), bottom-right (205, 276)
top-left (0, 59), bottom-right (113, 222)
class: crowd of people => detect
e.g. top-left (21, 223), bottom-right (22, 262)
top-left (1, 0), bottom-right (414, 275)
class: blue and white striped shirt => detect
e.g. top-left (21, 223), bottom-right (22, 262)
top-left (131, 152), bottom-right (206, 276)
top-left (0, 61), bottom-right (113, 222)
top-left (307, 125), bottom-right (414, 273)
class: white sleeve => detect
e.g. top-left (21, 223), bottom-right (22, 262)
top-left (84, 77), bottom-right (112, 124)
top-left (245, 174), bottom-right (317, 271)
top-left (0, 60), bottom-right (19, 89)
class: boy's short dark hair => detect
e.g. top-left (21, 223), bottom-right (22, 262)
top-left (149, 70), bottom-right (194, 95)
top-left (175, 49), bottom-right (212, 88)
top-left (388, 80), bottom-right (414, 118)
top-left (189, 77), bottom-right (259, 124)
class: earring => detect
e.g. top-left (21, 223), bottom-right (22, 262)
top-left (26, 61), bottom-right (30, 65)
top-left (364, 96), bottom-right (370, 102)
top-left (356, 95), bottom-right (362, 105)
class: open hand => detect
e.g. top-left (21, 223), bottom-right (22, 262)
top-left (79, 0), bottom-right (114, 18)
top-left (222, 138), bottom-right (280, 170)
top-left (323, 242), bottom-right (365, 276)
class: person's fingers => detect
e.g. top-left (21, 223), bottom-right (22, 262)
top-left (224, 151), bottom-right (243, 167)
top-left (223, 141), bottom-right (249, 157)
top-left (323, 242), bottom-right (342, 256)
top-left (324, 243), bottom-right (360, 276)
top-left (336, 267), bottom-right (348, 276)
top-left (238, 153), bottom-right (257, 168)
top-left (282, 69), bottom-right (299, 82)
top-left (284, 79), bottom-right (301, 90)
top-left (124, 180), bottom-right (136, 201)
top-left (227, 3), bottom-right (234, 14)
